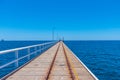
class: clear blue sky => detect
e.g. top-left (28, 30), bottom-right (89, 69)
top-left (0, 0), bottom-right (120, 40)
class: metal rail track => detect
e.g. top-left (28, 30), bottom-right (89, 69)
top-left (2, 41), bottom-right (98, 80)
top-left (62, 43), bottom-right (76, 80)
top-left (45, 42), bottom-right (61, 80)
top-left (45, 42), bottom-right (79, 80)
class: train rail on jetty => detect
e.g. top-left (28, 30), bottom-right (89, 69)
top-left (0, 41), bottom-right (98, 80)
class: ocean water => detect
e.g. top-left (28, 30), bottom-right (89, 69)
top-left (0, 41), bottom-right (120, 80)
top-left (0, 41), bottom-right (49, 51)
top-left (0, 41), bottom-right (51, 78)
top-left (65, 41), bottom-right (120, 80)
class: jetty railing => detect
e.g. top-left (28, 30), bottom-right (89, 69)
top-left (0, 41), bottom-right (57, 79)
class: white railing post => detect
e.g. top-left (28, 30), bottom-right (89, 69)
top-left (0, 41), bottom-right (56, 71)
top-left (39, 46), bottom-right (41, 53)
top-left (44, 44), bottom-right (46, 50)
top-left (44, 43), bottom-right (46, 50)
top-left (41, 45), bottom-right (43, 52)
top-left (35, 47), bottom-right (37, 55)
top-left (43, 44), bottom-right (44, 51)
top-left (15, 51), bottom-right (19, 67)
top-left (46, 43), bottom-right (48, 49)
top-left (28, 48), bottom-right (30, 60)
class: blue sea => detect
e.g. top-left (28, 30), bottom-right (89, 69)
top-left (0, 41), bottom-right (120, 80)
top-left (0, 41), bottom-right (50, 79)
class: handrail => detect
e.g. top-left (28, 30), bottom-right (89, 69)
top-left (0, 41), bottom-right (55, 54)
top-left (0, 41), bottom-right (58, 79)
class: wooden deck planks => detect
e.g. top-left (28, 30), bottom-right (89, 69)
top-left (5, 42), bottom-right (97, 80)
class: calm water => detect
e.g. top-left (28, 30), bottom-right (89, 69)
top-left (0, 41), bottom-right (120, 80)
top-left (65, 41), bottom-right (120, 80)
top-left (0, 41), bottom-right (49, 51)
top-left (0, 41), bottom-right (51, 78)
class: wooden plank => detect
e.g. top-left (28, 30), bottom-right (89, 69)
top-left (5, 42), bottom-right (97, 80)
top-left (48, 43), bottom-right (72, 80)
top-left (6, 43), bottom-right (60, 80)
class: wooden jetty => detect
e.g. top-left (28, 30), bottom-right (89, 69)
top-left (3, 41), bottom-right (98, 80)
